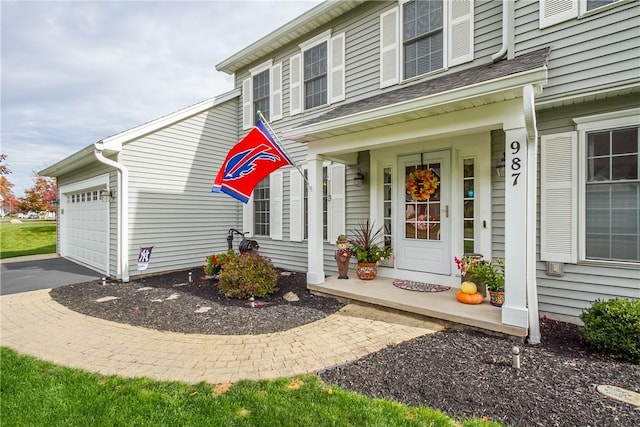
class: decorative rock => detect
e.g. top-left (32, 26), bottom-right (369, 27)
top-left (165, 293), bottom-right (179, 301)
top-left (136, 287), bottom-right (154, 292)
top-left (173, 283), bottom-right (188, 288)
top-left (194, 306), bottom-right (212, 313)
top-left (95, 296), bottom-right (120, 303)
top-left (283, 291), bottom-right (299, 302)
top-left (151, 298), bottom-right (164, 302)
top-left (280, 271), bottom-right (292, 276)
top-left (597, 385), bottom-right (640, 407)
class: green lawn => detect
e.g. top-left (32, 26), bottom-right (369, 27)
top-left (0, 220), bottom-right (56, 259)
top-left (0, 348), bottom-right (500, 427)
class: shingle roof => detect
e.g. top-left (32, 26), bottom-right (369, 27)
top-left (302, 48), bottom-right (550, 126)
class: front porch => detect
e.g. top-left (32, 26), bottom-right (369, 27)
top-left (308, 275), bottom-right (528, 340)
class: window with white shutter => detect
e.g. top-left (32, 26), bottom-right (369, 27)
top-left (540, 132), bottom-right (578, 263)
top-left (290, 30), bottom-right (345, 114)
top-left (380, 0), bottom-right (474, 87)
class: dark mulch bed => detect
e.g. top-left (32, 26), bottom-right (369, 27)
top-left (50, 269), bottom-right (640, 426)
top-left (50, 268), bottom-right (344, 335)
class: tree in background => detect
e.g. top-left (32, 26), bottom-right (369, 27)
top-left (19, 174), bottom-right (57, 213)
top-left (0, 154), bottom-right (18, 215)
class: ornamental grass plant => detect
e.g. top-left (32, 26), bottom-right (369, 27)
top-left (348, 219), bottom-right (393, 264)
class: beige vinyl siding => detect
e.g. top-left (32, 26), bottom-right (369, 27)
top-left (515, 1), bottom-right (640, 100)
top-left (121, 99), bottom-right (241, 277)
top-left (536, 95), bottom-right (640, 319)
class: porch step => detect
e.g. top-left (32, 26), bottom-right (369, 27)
top-left (308, 276), bottom-right (528, 340)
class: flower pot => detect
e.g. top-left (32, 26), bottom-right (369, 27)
top-left (356, 262), bottom-right (377, 280)
top-left (489, 290), bottom-right (505, 307)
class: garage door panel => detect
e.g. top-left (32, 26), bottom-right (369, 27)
top-left (63, 188), bottom-right (108, 273)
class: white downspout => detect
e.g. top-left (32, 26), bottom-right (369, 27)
top-left (523, 85), bottom-right (540, 344)
top-left (94, 143), bottom-right (130, 282)
top-left (491, 0), bottom-right (510, 63)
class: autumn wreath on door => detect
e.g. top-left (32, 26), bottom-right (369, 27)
top-left (406, 168), bottom-right (439, 201)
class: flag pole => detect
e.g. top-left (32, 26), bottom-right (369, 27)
top-left (257, 110), bottom-right (311, 190)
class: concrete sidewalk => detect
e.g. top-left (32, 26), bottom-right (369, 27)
top-left (1, 289), bottom-right (442, 384)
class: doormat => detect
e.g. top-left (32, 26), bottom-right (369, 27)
top-left (392, 280), bottom-right (450, 293)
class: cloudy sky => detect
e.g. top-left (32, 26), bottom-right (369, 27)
top-left (1, 0), bottom-right (322, 198)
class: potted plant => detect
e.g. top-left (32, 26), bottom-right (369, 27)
top-left (465, 257), bottom-right (505, 307)
top-left (348, 219), bottom-right (393, 280)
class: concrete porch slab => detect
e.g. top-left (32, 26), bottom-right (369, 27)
top-left (308, 275), bottom-right (528, 339)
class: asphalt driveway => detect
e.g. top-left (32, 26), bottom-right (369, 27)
top-left (0, 255), bottom-right (102, 296)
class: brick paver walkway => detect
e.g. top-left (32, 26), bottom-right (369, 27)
top-left (1, 289), bottom-right (441, 384)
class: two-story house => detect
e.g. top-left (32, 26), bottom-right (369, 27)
top-left (40, 0), bottom-right (639, 342)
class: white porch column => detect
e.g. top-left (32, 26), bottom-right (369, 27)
top-left (307, 155), bottom-right (325, 284)
top-left (502, 124), bottom-right (529, 328)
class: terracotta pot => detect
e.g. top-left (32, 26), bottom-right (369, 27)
top-left (356, 262), bottom-right (377, 280)
top-left (489, 290), bottom-right (505, 307)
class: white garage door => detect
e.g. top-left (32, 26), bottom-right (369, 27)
top-left (63, 188), bottom-right (109, 274)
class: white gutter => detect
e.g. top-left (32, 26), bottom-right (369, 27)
top-left (491, 0), bottom-right (510, 63)
top-left (94, 144), bottom-right (130, 282)
top-left (523, 84), bottom-right (541, 344)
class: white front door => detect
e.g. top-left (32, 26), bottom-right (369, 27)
top-left (396, 150), bottom-right (451, 274)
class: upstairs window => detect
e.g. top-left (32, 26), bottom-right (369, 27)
top-left (403, 0), bottom-right (444, 79)
top-left (380, 0), bottom-right (473, 88)
top-left (303, 43), bottom-right (328, 109)
top-left (242, 61), bottom-right (282, 129)
top-left (253, 69), bottom-right (270, 123)
top-left (289, 30), bottom-right (345, 116)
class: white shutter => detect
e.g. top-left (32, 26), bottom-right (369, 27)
top-left (448, 0), bottom-right (474, 66)
top-left (329, 163), bottom-right (346, 242)
top-left (270, 171), bottom-right (283, 240)
top-left (539, 0), bottom-right (578, 29)
top-left (242, 78), bottom-right (252, 130)
top-left (270, 62), bottom-right (283, 121)
top-left (289, 169), bottom-right (303, 242)
top-left (289, 54), bottom-right (302, 115)
top-left (329, 32), bottom-right (346, 103)
top-left (540, 132), bottom-right (578, 263)
top-left (243, 197), bottom-right (253, 237)
top-left (380, 7), bottom-right (399, 88)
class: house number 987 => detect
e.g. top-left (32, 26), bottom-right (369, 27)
top-left (510, 140), bottom-right (522, 186)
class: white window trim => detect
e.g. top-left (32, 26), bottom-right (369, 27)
top-left (579, 0), bottom-right (631, 17)
top-left (399, 0), bottom-right (450, 83)
top-left (242, 59), bottom-right (278, 129)
top-left (574, 108), bottom-right (640, 265)
top-left (293, 29), bottom-right (346, 113)
top-left (294, 161), bottom-right (344, 243)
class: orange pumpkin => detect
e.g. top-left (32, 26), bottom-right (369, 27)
top-left (456, 290), bottom-right (484, 305)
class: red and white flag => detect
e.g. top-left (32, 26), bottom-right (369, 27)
top-left (212, 120), bottom-right (293, 203)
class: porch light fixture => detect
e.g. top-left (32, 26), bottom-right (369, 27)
top-left (354, 169), bottom-right (365, 187)
top-left (496, 153), bottom-right (506, 177)
top-left (100, 189), bottom-right (114, 202)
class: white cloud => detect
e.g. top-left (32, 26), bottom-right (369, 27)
top-left (1, 0), bottom-right (321, 197)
